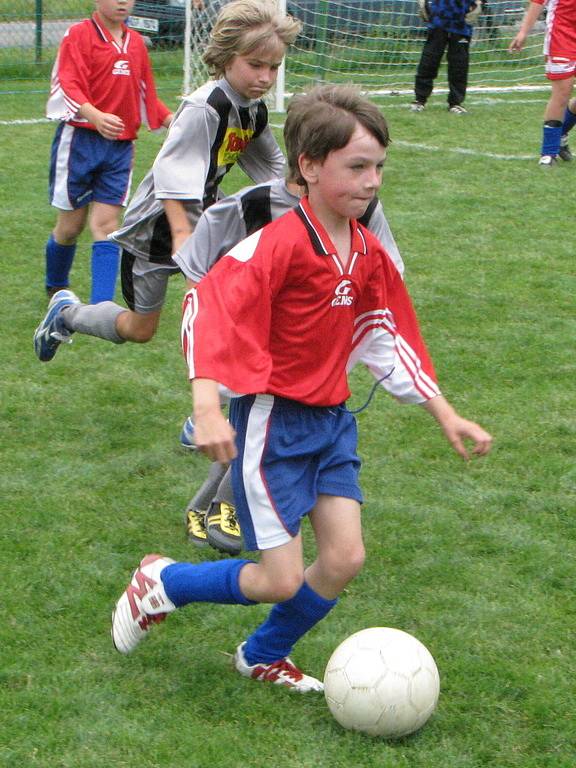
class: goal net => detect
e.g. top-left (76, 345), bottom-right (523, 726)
top-left (183, 0), bottom-right (547, 108)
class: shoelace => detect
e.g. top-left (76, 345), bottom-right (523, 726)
top-left (187, 509), bottom-right (206, 536)
top-left (223, 504), bottom-right (240, 535)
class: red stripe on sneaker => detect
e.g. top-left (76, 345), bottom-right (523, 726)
top-left (126, 570), bottom-right (157, 620)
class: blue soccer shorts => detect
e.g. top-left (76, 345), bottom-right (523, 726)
top-left (229, 394), bottom-right (363, 552)
top-left (48, 123), bottom-right (134, 210)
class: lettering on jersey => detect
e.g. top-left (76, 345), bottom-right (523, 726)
top-left (112, 59), bottom-right (131, 76)
top-left (217, 127), bottom-right (255, 165)
top-left (331, 279), bottom-right (354, 307)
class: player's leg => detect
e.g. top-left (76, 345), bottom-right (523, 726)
top-left (540, 62), bottom-right (575, 165)
top-left (88, 138), bottom-right (134, 302)
top-left (305, 494), bottom-right (365, 600)
top-left (88, 202), bottom-right (123, 303)
top-left (46, 124), bottom-right (87, 296)
top-left (412, 28), bottom-right (447, 109)
top-left (446, 32), bottom-right (470, 112)
top-left (559, 94), bottom-right (576, 161)
top-left (46, 208), bottom-right (88, 296)
top-left (33, 250), bottom-right (167, 361)
top-left (205, 464), bottom-right (243, 555)
top-left (231, 397), bottom-right (362, 687)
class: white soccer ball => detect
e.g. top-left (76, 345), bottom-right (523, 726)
top-left (323, 627), bottom-right (440, 738)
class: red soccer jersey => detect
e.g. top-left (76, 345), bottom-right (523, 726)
top-left (46, 13), bottom-right (170, 140)
top-left (535, 0), bottom-right (576, 58)
top-left (182, 198), bottom-right (439, 408)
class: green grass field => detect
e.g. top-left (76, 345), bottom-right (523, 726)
top-left (1, 83), bottom-right (575, 768)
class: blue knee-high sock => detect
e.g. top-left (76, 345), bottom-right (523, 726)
top-left (541, 120), bottom-right (562, 157)
top-left (45, 234), bottom-right (76, 290)
top-left (561, 106), bottom-right (576, 137)
top-left (160, 559), bottom-right (256, 607)
top-left (90, 240), bottom-right (120, 303)
top-left (243, 581), bottom-right (337, 664)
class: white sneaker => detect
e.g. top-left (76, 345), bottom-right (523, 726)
top-left (538, 154), bottom-right (558, 167)
top-left (111, 554), bottom-right (176, 654)
top-left (234, 642), bottom-right (324, 693)
top-left (409, 101), bottom-right (425, 112)
top-left (180, 416), bottom-right (197, 450)
top-left (448, 105), bottom-right (467, 114)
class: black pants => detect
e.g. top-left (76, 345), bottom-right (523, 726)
top-left (414, 28), bottom-right (470, 107)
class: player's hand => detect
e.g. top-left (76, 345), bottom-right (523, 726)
top-left (194, 408), bottom-right (237, 463)
top-left (93, 111), bottom-right (125, 139)
top-left (423, 395), bottom-right (492, 460)
top-left (440, 415), bottom-right (493, 461)
top-left (508, 33), bottom-right (526, 52)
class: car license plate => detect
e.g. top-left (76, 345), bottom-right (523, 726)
top-left (129, 16), bottom-right (159, 33)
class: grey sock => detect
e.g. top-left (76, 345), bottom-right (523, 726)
top-left (213, 466), bottom-right (234, 506)
top-left (61, 302), bottom-right (126, 344)
top-left (188, 461), bottom-right (229, 511)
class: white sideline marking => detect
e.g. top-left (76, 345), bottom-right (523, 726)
top-left (0, 117), bottom-right (50, 125)
top-left (394, 139), bottom-right (534, 161)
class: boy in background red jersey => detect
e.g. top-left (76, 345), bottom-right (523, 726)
top-left (44, 0), bottom-right (172, 301)
top-left (510, 0), bottom-right (576, 165)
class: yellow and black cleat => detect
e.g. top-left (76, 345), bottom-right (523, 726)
top-left (206, 501), bottom-right (243, 556)
top-left (185, 506), bottom-right (208, 548)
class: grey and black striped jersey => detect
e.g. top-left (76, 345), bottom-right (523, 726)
top-left (172, 178), bottom-right (404, 283)
top-left (111, 77), bottom-right (285, 262)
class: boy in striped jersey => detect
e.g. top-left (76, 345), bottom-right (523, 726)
top-left (111, 85), bottom-right (492, 693)
top-left (35, 0), bottom-right (301, 359)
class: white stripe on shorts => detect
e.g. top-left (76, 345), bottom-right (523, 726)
top-left (242, 395), bottom-right (292, 550)
top-left (51, 124), bottom-right (75, 210)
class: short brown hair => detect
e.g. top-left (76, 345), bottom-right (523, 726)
top-left (203, 0), bottom-right (302, 78)
top-left (284, 85), bottom-right (390, 186)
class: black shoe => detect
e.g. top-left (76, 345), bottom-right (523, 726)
top-left (206, 501), bottom-right (242, 555)
top-left (558, 143), bottom-right (573, 162)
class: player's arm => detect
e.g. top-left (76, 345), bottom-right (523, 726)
top-left (422, 394), bottom-right (493, 460)
top-left (509, 1), bottom-right (545, 51)
top-left (192, 378), bottom-right (237, 462)
top-left (163, 199), bottom-right (198, 255)
top-left (153, 103), bottom-right (214, 252)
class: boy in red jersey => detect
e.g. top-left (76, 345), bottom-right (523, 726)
top-left (509, 0), bottom-right (576, 165)
top-left (44, 0), bottom-right (172, 301)
top-left (111, 86), bottom-right (492, 692)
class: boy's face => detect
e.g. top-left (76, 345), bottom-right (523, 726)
top-left (225, 43), bottom-right (285, 100)
top-left (300, 123), bottom-right (386, 222)
top-left (96, 0), bottom-right (134, 26)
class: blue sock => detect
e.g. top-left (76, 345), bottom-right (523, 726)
top-left (45, 234), bottom-right (75, 290)
top-left (561, 106), bottom-right (576, 137)
top-left (541, 120), bottom-right (562, 157)
top-left (160, 559), bottom-right (256, 607)
top-left (243, 581), bottom-right (337, 664)
top-left (90, 240), bottom-right (120, 303)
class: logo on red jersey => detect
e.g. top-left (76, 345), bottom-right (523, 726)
top-left (112, 59), bottom-right (131, 76)
top-left (331, 279), bottom-right (354, 307)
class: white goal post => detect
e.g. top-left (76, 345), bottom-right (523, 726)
top-left (182, 0), bottom-right (547, 110)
